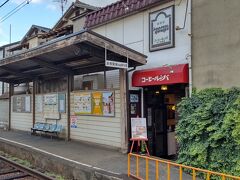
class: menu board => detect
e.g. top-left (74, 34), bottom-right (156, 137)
top-left (131, 118), bottom-right (147, 139)
top-left (74, 91), bottom-right (114, 117)
top-left (13, 95), bottom-right (31, 113)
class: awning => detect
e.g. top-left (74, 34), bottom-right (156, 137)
top-left (0, 30), bottom-right (147, 84)
top-left (132, 64), bottom-right (189, 87)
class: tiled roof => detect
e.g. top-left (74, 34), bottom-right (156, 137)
top-left (85, 0), bottom-right (166, 28)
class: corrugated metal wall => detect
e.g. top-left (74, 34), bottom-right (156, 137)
top-left (70, 90), bottom-right (121, 148)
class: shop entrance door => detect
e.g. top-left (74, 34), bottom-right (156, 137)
top-left (145, 89), bottom-right (168, 157)
top-left (152, 105), bottom-right (168, 157)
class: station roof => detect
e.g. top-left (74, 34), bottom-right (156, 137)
top-left (0, 30), bottom-right (147, 84)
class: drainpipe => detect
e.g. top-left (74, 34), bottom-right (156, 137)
top-left (188, 0), bottom-right (193, 97)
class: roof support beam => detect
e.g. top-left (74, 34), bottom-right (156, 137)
top-left (32, 58), bottom-right (74, 75)
top-left (0, 66), bottom-right (35, 81)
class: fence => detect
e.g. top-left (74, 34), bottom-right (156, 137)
top-left (128, 153), bottom-right (240, 180)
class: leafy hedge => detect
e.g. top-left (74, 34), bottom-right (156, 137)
top-left (176, 88), bottom-right (240, 177)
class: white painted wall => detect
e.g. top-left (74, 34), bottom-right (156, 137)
top-left (70, 90), bottom-right (121, 148)
top-left (92, 0), bottom-right (191, 88)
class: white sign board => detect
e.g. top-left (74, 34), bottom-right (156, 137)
top-left (149, 6), bottom-right (174, 51)
top-left (131, 118), bottom-right (147, 139)
top-left (44, 94), bottom-right (57, 105)
top-left (105, 60), bottom-right (128, 69)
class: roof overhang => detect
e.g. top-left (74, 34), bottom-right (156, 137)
top-left (132, 64), bottom-right (189, 87)
top-left (0, 30), bottom-right (147, 84)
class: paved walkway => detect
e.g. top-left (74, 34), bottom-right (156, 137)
top-left (0, 130), bottom-right (194, 180)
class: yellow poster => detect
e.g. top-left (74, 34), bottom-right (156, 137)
top-left (92, 92), bottom-right (103, 115)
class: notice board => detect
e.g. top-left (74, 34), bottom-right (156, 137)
top-left (74, 91), bottom-right (114, 117)
top-left (13, 95), bottom-right (31, 113)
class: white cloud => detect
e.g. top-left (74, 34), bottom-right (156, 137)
top-left (46, 4), bottom-right (57, 11)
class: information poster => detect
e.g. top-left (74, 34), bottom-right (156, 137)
top-left (58, 93), bottom-right (66, 113)
top-left (25, 96), bottom-right (31, 112)
top-left (36, 95), bottom-right (43, 113)
top-left (13, 96), bottom-right (31, 113)
top-left (131, 118), bottom-right (147, 139)
top-left (102, 92), bottom-right (114, 116)
top-left (70, 116), bottom-right (78, 128)
top-left (44, 94), bottom-right (57, 105)
top-left (74, 92), bottom-right (92, 115)
top-left (92, 92), bottom-right (103, 115)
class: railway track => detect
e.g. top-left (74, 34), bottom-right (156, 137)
top-left (0, 155), bottom-right (55, 180)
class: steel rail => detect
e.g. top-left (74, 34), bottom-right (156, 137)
top-left (0, 155), bottom-right (55, 180)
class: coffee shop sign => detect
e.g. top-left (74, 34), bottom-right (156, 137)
top-left (149, 6), bottom-right (174, 51)
top-left (141, 75), bottom-right (170, 83)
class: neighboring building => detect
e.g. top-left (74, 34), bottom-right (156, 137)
top-left (85, 0), bottom-right (191, 157)
top-left (192, 0), bottom-right (240, 89)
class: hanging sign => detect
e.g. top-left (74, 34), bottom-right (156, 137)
top-left (131, 118), bottom-right (147, 139)
top-left (105, 60), bottom-right (128, 69)
top-left (149, 6), bottom-right (174, 51)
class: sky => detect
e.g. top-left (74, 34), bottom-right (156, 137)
top-left (0, 0), bottom-right (117, 46)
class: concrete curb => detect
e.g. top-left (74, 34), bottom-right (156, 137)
top-left (0, 138), bottom-right (129, 180)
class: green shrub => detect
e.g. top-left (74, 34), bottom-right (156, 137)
top-left (176, 88), bottom-right (240, 177)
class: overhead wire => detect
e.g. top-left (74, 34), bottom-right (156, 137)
top-left (0, 0), bottom-right (32, 23)
top-left (0, 0), bottom-right (10, 8)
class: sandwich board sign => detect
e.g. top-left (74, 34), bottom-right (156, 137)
top-left (131, 117), bottom-right (147, 139)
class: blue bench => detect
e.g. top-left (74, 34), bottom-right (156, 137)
top-left (31, 122), bottom-right (63, 138)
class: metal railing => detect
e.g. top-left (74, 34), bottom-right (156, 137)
top-left (128, 153), bottom-right (240, 180)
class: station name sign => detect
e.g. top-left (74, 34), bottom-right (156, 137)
top-left (105, 60), bottom-right (128, 69)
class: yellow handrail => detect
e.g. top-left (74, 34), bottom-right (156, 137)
top-left (128, 153), bottom-right (240, 180)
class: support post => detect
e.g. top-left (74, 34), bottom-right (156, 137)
top-left (120, 69), bottom-right (128, 153)
top-left (67, 74), bottom-right (72, 141)
top-left (32, 81), bottom-right (36, 127)
top-left (8, 83), bottom-right (13, 131)
top-left (2, 82), bottom-right (4, 95)
top-left (104, 69), bottom-right (107, 89)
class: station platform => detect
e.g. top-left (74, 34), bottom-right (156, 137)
top-left (0, 130), bottom-right (193, 180)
